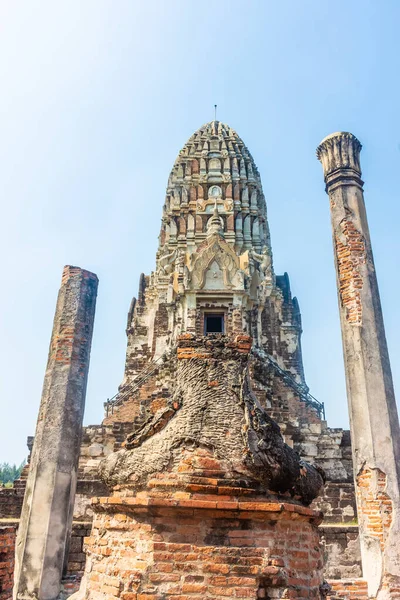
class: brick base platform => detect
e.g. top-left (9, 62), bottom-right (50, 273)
top-left (81, 492), bottom-right (324, 599)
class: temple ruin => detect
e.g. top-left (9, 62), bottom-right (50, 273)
top-left (1, 121), bottom-right (399, 600)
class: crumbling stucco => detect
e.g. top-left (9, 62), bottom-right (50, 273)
top-left (100, 337), bottom-right (324, 506)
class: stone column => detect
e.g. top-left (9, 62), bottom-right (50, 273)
top-left (14, 266), bottom-right (98, 600)
top-left (317, 132), bottom-right (400, 598)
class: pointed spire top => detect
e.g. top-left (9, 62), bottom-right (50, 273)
top-left (211, 105), bottom-right (218, 135)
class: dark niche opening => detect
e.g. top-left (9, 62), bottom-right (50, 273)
top-left (204, 313), bottom-right (224, 334)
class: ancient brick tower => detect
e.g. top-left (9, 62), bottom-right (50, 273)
top-left (121, 119), bottom-right (275, 374)
top-left (76, 121), bottom-right (329, 600)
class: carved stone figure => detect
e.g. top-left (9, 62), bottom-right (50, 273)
top-left (250, 244), bottom-right (272, 278)
top-left (175, 248), bottom-right (186, 273)
top-left (157, 246), bottom-right (177, 275)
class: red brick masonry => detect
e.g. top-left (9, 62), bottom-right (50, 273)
top-left (327, 578), bottom-right (368, 599)
top-left (0, 524), bottom-right (17, 600)
top-left (83, 493), bottom-right (324, 599)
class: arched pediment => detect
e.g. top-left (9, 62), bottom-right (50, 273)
top-left (204, 260), bottom-right (224, 290)
top-left (189, 234), bottom-right (241, 290)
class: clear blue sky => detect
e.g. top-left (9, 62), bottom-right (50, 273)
top-left (1, 0), bottom-right (399, 464)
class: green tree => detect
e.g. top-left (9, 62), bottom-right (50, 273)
top-left (0, 460), bottom-right (26, 486)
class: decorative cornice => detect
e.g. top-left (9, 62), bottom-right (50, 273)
top-left (316, 132), bottom-right (362, 185)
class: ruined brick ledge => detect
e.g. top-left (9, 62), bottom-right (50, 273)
top-left (90, 494), bottom-right (323, 524)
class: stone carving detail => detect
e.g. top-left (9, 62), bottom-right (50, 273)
top-left (206, 204), bottom-right (224, 236)
top-left (204, 260), bottom-right (224, 290)
top-left (250, 245), bottom-right (273, 280)
top-left (208, 158), bottom-right (221, 172)
top-left (224, 198), bottom-right (233, 211)
top-left (190, 236), bottom-right (240, 290)
top-left (316, 132), bottom-right (362, 178)
top-left (208, 184), bottom-right (222, 198)
top-left (187, 213), bottom-right (194, 232)
top-left (172, 188), bottom-right (181, 208)
top-left (160, 121), bottom-right (271, 259)
top-left (157, 246), bottom-right (177, 276)
top-left (242, 374), bottom-right (325, 505)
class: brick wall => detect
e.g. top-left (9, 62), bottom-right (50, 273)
top-left (83, 496), bottom-right (324, 600)
top-left (0, 524), bottom-right (17, 600)
top-left (356, 467), bottom-right (393, 551)
top-left (334, 218), bottom-right (365, 325)
top-left (0, 471), bottom-right (28, 519)
top-left (0, 518), bottom-right (366, 598)
top-left (66, 522), bottom-right (92, 577)
top-left (312, 482), bottom-right (357, 524)
top-left (327, 578), bottom-right (368, 599)
top-left (0, 486), bottom-right (25, 519)
top-left (319, 526), bottom-right (361, 580)
top-left (103, 358), bottom-right (176, 427)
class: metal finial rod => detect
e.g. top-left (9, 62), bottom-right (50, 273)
top-left (214, 104), bottom-right (217, 121)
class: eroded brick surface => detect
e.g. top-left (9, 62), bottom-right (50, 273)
top-left (83, 498), bottom-right (324, 600)
top-left (356, 467), bottom-right (393, 551)
top-left (327, 578), bottom-right (368, 599)
top-left (334, 219), bottom-right (365, 325)
top-left (99, 336), bottom-right (324, 507)
top-left (0, 524), bottom-right (17, 600)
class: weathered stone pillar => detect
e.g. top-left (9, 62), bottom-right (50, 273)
top-left (317, 133), bottom-right (400, 598)
top-left (14, 266), bottom-right (98, 600)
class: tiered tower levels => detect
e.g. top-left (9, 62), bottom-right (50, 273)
top-left (161, 120), bottom-right (270, 254)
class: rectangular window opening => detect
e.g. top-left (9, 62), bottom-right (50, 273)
top-left (204, 313), bottom-right (224, 334)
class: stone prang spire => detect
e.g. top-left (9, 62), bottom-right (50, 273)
top-left (76, 122), bottom-right (328, 599)
top-left (118, 121), bottom-right (282, 384)
top-left (160, 120), bottom-right (271, 255)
